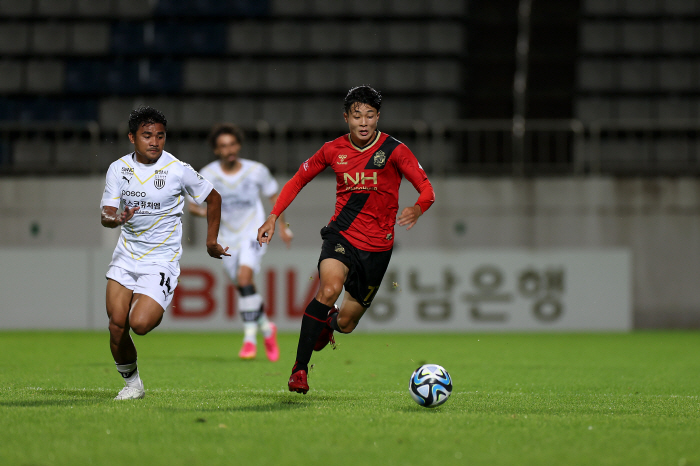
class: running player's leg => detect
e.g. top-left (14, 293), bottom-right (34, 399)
top-left (334, 292), bottom-right (366, 333)
top-left (289, 258), bottom-right (347, 393)
top-left (239, 240), bottom-right (278, 361)
top-left (236, 265), bottom-right (260, 359)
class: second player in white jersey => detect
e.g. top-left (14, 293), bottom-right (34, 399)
top-left (191, 123), bottom-right (292, 361)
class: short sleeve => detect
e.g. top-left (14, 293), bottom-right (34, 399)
top-left (100, 163), bottom-right (122, 209)
top-left (181, 162), bottom-right (213, 205)
top-left (258, 164), bottom-right (279, 198)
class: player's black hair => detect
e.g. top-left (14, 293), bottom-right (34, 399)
top-left (344, 85), bottom-right (382, 113)
top-left (207, 123), bottom-right (245, 150)
top-left (128, 106), bottom-right (167, 134)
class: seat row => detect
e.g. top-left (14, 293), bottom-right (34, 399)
top-left (580, 20), bottom-right (700, 53)
top-left (0, 20), bottom-right (463, 56)
top-left (578, 59), bottom-right (700, 91)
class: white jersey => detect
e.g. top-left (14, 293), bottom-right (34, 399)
top-left (199, 158), bottom-right (278, 249)
top-left (101, 151), bottom-right (213, 273)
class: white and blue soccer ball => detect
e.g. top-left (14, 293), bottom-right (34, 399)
top-left (409, 364), bottom-right (453, 408)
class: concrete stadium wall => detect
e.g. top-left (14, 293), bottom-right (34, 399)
top-left (1, 175), bottom-right (698, 327)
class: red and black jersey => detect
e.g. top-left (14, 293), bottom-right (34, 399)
top-left (271, 131), bottom-right (435, 252)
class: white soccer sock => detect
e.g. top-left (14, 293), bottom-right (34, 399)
top-left (243, 322), bottom-right (257, 344)
top-left (258, 313), bottom-right (274, 338)
top-left (115, 360), bottom-right (141, 387)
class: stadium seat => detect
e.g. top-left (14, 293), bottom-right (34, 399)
top-left (36, 0), bottom-right (73, 16)
top-left (170, 140), bottom-right (210, 168)
top-left (142, 60), bottom-right (182, 93)
top-left (621, 22), bottom-right (657, 52)
top-left (264, 61), bottom-right (302, 91)
top-left (12, 141), bottom-right (52, 169)
top-left (385, 61), bottom-right (421, 91)
top-left (269, 22), bottom-right (305, 53)
top-left (616, 98), bottom-right (653, 119)
top-left (619, 60), bottom-right (656, 90)
top-left (75, 0), bottom-right (113, 17)
top-left (420, 98), bottom-right (459, 123)
top-left (656, 139), bottom-right (693, 165)
top-left (65, 60), bottom-right (104, 93)
top-left (71, 23), bottom-right (111, 55)
top-left (660, 21), bottom-right (694, 52)
top-left (261, 98), bottom-right (298, 126)
top-left (221, 98), bottom-right (259, 127)
top-left (427, 23), bottom-right (463, 53)
top-left (31, 23), bottom-right (70, 54)
top-left (658, 60), bottom-right (693, 91)
top-left (0, 23), bottom-right (29, 54)
top-left (348, 0), bottom-right (388, 15)
top-left (387, 0), bottom-right (423, 16)
top-left (310, 0), bottom-right (348, 15)
top-left (387, 23), bottom-right (425, 53)
top-left (663, 0), bottom-right (699, 13)
top-left (225, 61), bottom-right (264, 91)
top-left (270, 0), bottom-right (306, 15)
top-left (341, 60), bottom-right (383, 90)
top-left (577, 60), bottom-right (616, 91)
top-left (426, 0), bottom-right (465, 15)
top-left (181, 23), bottom-right (227, 54)
top-left (582, 0), bottom-right (619, 15)
top-left (179, 98), bottom-right (221, 130)
top-left (303, 61), bottom-right (342, 92)
top-left (99, 98), bottom-right (138, 131)
top-left (114, 0), bottom-right (155, 18)
top-left (424, 61), bottom-right (460, 91)
top-left (308, 23), bottom-right (347, 54)
top-left (183, 59), bottom-right (224, 92)
top-left (579, 22), bottom-right (618, 52)
top-left (656, 98), bottom-right (695, 120)
top-left (0, 0), bottom-right (34, 15)
top-left (26, 60), bottom-right (64, 93)
top-left (575, 98), bottom-right (614, 122)
top-left (227, 22), bottom-right (267, 53)
top-left (0, 61), bottom-right (22, 92)
top-left (55, 141), bottom-right (96, 171)
top-left (300, 98), bottom-right (337, 124)
top-left (622, 0), bottom-right (659, 14)
top-left (103, 60), bottom-right (140, 94)
top-left (111, 22), bottom-right (146, 54)
top-left (377, 98), bottom-right (417, 126)
top-left (347, 22), bottom-right (383, 53)
top-left (57, 99), bottom-right (99, 121)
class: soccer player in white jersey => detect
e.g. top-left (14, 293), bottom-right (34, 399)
top-left (100, 107), bottom-right (230, 400)
top-left (190, 123), bottom-right (293, 361)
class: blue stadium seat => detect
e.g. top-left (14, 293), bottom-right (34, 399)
top-left (110, 22), bottom-right (146, 54)
top-left (56, 99), bottom-right (99, 121)
top-left (0, 98), bottom-right (18, 120)
top-left (142, 60), bottom-right (182, 92)
top-left (65, 60), bottom-right (105, 93)
top-left (183, 23), bottom-right (226, 54)
top-left (103, 61), bottom-right (140, 94)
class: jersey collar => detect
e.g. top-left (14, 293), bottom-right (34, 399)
top-left (348, 131), bottom-right (381, 152)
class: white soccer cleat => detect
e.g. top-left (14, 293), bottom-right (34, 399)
top-left (114, 382), bottom-right (145, 400)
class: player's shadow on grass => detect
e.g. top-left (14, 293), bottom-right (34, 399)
top-left (159, 392), bottom-right (363, 413)
top-left (0, 388), bottom-right (114, 407)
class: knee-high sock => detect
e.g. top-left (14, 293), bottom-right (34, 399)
top-left (294, 299), bottom-right (332, 373)
top-left (240, 293), bottom-right (263, 344)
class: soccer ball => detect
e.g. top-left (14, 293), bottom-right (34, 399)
top-left (409, 364), bottom-right (452, 408)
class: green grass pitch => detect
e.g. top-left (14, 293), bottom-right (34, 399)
top-left (1, 331), bottom-right (699, 466)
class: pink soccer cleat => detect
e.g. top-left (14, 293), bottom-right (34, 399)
top-left (263, 323), bottom-right (280, 362)
top-left (238, 341), bottom-right (257, 359)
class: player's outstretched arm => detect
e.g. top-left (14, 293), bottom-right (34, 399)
top-left (101, 205), bottom-right (139, 228)
top-left (257, 214), bottom-right (277, 246)
top-left (268, 193), bottom-right (293, 248)
top-left (203, 189), bottom-right (230, 259)
top-left (397, 205), bottom-right (423, 231)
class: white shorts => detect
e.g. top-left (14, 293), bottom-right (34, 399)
top-left (222, 238), bottom-right (267, 282)
top-left (106, 265), bottom-right (179, 311)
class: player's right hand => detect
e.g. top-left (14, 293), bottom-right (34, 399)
top-left (257, 215), bottom-right (277, 246)
top-left (207, 243), bottom-right (230, 259)
top-left (119, 206), bottom-right (139, 224)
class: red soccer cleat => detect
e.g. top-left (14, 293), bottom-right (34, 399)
top-left (314, 306), bottom-right (339, 352)
top-left (288, 369), bottom-right (309, 394)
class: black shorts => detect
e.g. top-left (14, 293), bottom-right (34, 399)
top-left (318, 226), bottom-right (393, 308)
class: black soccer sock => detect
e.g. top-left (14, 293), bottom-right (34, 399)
top-left (294, 299), bottom-right (332, 372)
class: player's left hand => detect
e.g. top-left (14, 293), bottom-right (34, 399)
top-left (207, 243), bottom-right (230, 259)
top-left (397, 205), bottom-right (422, 231)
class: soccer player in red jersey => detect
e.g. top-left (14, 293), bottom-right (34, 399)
top-left (257, 86), bottom-right (435, 394)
